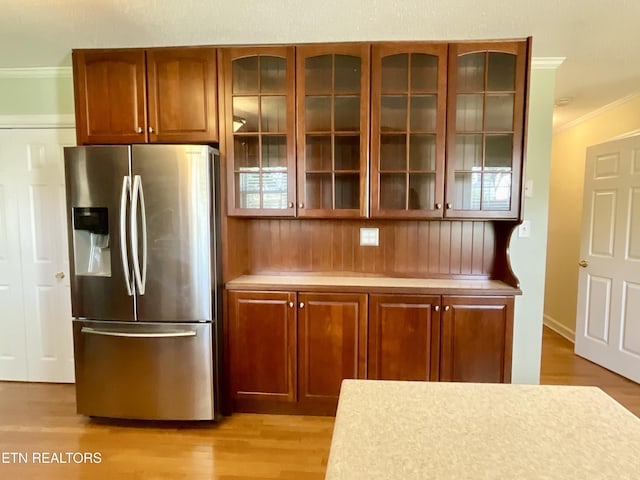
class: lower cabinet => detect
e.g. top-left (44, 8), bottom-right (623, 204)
top-left (368, 294), bottom-right (440, 381)
top-left (227, 290), bottom-right (367, 414)
top-left (440, 295), bottom-right (514, 383)
top-left (227, 289), bottom-right (515, 415)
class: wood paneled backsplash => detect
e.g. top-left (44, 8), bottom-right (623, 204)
top-left (237, 219), bottom-right (496, 278)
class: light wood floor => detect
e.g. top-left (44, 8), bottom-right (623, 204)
top-left (1, 327), bottom-right (638, 479)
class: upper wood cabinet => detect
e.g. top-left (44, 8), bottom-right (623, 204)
top-left (220, 46), bottom-right (296, 216)
top-left (370, 43), bottom-right (448, 219)
top-left (296, 44), bottom-right (371, 218)
top-left (72, 47), bottom-right (218, 145)
top-left (445, 41), bottom-right (529, 219)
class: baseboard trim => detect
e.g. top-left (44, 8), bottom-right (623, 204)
top-left (543, 314), bottom-right (575, 343)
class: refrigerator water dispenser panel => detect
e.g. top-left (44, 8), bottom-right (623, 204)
top-left (73, 207), bottom-right (111, 277)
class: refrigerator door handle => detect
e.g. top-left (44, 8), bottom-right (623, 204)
top-left (81, 327), bottom-right (197, 338)
top-left (119, 176), bottom-right (133, 296)
top-left (131, 175), bottom-right (148, 295)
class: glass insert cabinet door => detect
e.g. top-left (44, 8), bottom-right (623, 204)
top-left (221, 46), bottom-right (296, 216)
top-left (370, 43), bottom-right (448, 218)
top-left (446, 40), bottom-right (529, 219)
top-left (296, 44), bottom-right (370, 218)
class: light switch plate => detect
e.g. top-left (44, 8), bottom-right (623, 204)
top-left (360, 227), bottom-right (379, 246)
top-left (518, 220), bottom-right (531, 238)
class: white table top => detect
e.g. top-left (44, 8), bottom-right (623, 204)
top-left (325, 380), bottom-right (640, 480)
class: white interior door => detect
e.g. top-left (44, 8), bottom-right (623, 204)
top-left (575, 134), bottom-right (640, 383)
top-left (0, 137), bottom-right (29, 380)
top-left (0, 128), bottom-right (76, 382)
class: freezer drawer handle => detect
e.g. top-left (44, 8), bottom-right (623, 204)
top-left (81, 327), bottom-right (197, 338)
top-left (131, 175), bottom-right (148, 295)
top-left (120, 176), bottom-right (133, 296)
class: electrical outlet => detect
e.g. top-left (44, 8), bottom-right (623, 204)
top-left (360, 227), bottom-right (379, 246)
top-left (518, 220), bottom-right (531, 238)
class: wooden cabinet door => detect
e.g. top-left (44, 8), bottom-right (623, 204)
top-left (297, 292), bottom-right (367, 412)
top-left (228, 291), bottom-right (297, 403)
top-left (296, 43), bottom-right (370, 218)
top-left (146, 47), bottom-right (218, 144)
top-left (445, 40), bottom-right (530, 219)
top-left (370, 43), bottom-right (448, 219)
top-left (368, 294), bottom-right (440, 381)
top-left (72, 49), bottom-right (147, 145)
top-left (440, 295), bottom-right (514, 382)
top-left (220, 46), bottom-right (296, 216)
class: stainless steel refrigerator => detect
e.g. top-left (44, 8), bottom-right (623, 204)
top-left (64, 144), bottom-right (222, 421)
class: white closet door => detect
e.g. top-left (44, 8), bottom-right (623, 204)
top-left (0, 128), bottom-right (76, 382)
top-left (0, 137), bottom-right (28, 380)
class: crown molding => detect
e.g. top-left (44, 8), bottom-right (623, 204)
top-left (0, 67), bottom-right (72, 79)
top-left (553, 91), bottom-right (640, 134)
top-left (0, 114), bottom-right (76, 128)
top-left (531, 57), bottom-right (566, 70)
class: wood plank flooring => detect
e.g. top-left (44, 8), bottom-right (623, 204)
top-left (0, 327), bottom-right (638, 479)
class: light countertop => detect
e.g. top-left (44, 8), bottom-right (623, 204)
top-left (325, 380), bottom-right (640, 480)
top-left (225, 274), bottom-right (520, 295)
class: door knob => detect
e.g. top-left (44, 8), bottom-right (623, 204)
top-left (578, 260), bottom-right (589, 268)
top-left (55, 272), bottom-right (65, 279)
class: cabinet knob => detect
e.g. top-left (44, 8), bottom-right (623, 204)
top-left (446, 203), bottom-right (452, 209)
top-left (148, 126), bottom-right (154, 134)
top-left (435, 203), bottom-right (442, 209)
top-left (136, 127), bottom-right (143, 134)
top-left (288, 202), bottom-right (294, 208)
top-left (434, 305), bottom-right (440, 312)
top-left (299, 302), bottom-right (305, 308)
top-left (298, 203), bottom-right (304, 209)
top-left (444, 305), bottom-right (450, 312)
top-left (288, 301), bottom-right (294, 308)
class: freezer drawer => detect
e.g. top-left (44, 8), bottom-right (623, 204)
top-left (73, 320), bottom-right (217, 420)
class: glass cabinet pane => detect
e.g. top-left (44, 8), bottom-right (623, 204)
top-left (306, 173), bottom-right (332, 209)
top-left (410, 95), bottom-right (437, 131)
top-left (454, 134), bottom-right (482, 171)
top-left (382, 54), bottom-right (408, 91)
top-left (305, 55), bottom-right (332, 93)
top-left (305, 96), bottom-right (331, 131)
top-left (381, 95), bottom-right (407, 131)
top-left (261, 96), bottom-right (286, 132)
top-left (456, 94), bottom-right (483, 131)
top-left (232, 57), bottom-right (259, 94)
top-left (260, 56), bottom-right (286, 93)
top-left (233, 96), bottom-right (259, 132)
top-left (485, 134), bottom-right (513, 170)
top-left (335, 174), bottom-right (360, 209)
top-left (234, 136), bottom-right (259, 169)
top-left (306, 135), bottom-right (332, 171)
top-left (334, 55), bottom-right (361, 92)
top-left (457, 53), bottom-right (484, 91)
top-left (262, 135), bottom-right (287, 169)
top-left (485, 94), bottom-right (514, 131)
top-left (454, 172), bottom-right (481, 210)
top-left (334, 96), bottom-right (360, 131)
top-left (235, 172), bottom-right (260, 209)
top-left (409, 173), bottom-right (435, 210)
top-left (482, 173), bottom-right (511, 210)
top-left (411, 54), bottom-right (438, 91)
top-left (380, 134), bottom-right (406, 171)
top-left (380, 173), bottom-right (406, 209)
top-left (335, 136), bottom-right (360, 171)
top-left (487, 53), bottom-right (516, 91)
top-left (262, 171), bottom-right (288, 208)
top-left (409, 134), bottom-right (435, 171)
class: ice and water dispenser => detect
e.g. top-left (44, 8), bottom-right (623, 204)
top-left (72, 207), bottom-right (111, 276)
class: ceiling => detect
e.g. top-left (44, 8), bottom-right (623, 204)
top-left (1, 0), bottom-right (639, 130)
